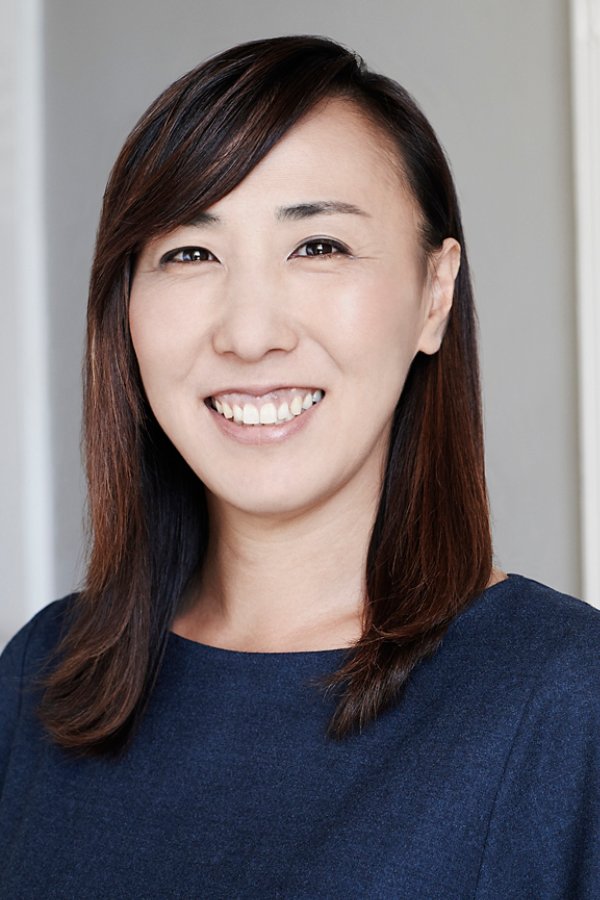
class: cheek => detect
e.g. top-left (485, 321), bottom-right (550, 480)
top-left (317, 273), bottom-right (424, 376)
top-left (128, 286), bottom-right (201, 390)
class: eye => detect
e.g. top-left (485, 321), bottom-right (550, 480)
top-left (291, 239), bottom-right (349, 259)
top-left (160, 246), bottom-right (218, 265)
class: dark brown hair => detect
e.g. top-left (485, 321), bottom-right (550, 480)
top-left (35, 34), bottom-right (492, 757)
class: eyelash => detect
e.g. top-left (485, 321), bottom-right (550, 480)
top-left (159, 238), bottom-right (350, 266)
top-left (293, 239), bottom-right (350, 259)
top-left (161, 247), bottom-right (216, 265)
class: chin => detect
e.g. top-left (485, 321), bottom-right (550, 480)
top-left (206, 480), bottom-right (331, 520)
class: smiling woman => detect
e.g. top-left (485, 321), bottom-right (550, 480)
top-left (128, 97), bottom-right (459, 538)
top-left (1, 34), bottom-right (600, 899)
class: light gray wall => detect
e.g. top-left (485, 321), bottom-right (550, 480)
top-left (43, 0), bottom-right (579, 604)
top-left (1, 0), bottom-right (26, 640)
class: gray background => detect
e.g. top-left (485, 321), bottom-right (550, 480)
top-left (21, 0), bottom-right (583, 630)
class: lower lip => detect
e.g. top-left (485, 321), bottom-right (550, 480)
top-left (204, 398), bottom-right (323, 445)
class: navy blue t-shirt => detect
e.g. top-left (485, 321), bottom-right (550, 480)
top-left (1, 573), bottom-right (600, 898)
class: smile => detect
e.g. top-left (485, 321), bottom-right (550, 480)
top-left (209, 388), bottom-right (325, 426)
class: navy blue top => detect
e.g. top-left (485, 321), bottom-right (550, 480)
top-left (1, 574), bottom-right (600, 898)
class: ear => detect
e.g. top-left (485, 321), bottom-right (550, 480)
top-left (416, 238), bottom-right (461, 355)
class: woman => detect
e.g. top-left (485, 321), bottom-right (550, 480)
top-left (1, 34), bottom-right (599, 898)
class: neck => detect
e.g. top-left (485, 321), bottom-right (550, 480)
top-left (174, 474), bottom-right (381, 652)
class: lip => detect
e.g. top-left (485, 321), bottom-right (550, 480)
top-left (206, 384), bottom-right (322, 399)
top-left (204, 395), bottom-right (322, 445)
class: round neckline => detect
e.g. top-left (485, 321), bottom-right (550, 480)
top-left (167, 573), bottom-right (517, 660)
top-left (168, 627), bottom-right (354, 660)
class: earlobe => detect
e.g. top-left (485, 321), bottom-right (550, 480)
top-left (416, 238), bottom-right (461, 355)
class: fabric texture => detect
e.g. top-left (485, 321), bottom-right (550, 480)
top-left (1, 573), bottom-right (599, 899)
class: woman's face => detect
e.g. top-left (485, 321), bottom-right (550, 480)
top-left (129, 98), bottom-right (459, 520)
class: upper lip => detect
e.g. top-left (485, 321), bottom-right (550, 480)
top-left (206, 384), bottom-right (324, 398)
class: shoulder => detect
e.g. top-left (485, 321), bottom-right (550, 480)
top-left (0, 594), bottom-right (77, 778)
top-left (454, 572), bottom-right (600, 665)
top-left (0, 593), bottom-right (78, 683)
top-left (470, 577), bottom-right (600, 891)
top-left (504, 574), bottom-right (600, 706)
top-left (441, 573), bottom-right (600, 721)
top-left (447, 573), bottom-right (600, 779)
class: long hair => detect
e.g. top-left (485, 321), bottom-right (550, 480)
top-left (35, 34), bottom-right (492, 758)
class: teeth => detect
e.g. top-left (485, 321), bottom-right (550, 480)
top-left (242, 403), bottom-right (260, 425)
top-left (259, 402), bottom-right (278, 424)
top-left (210, 388), bottom-right (325, 425)
top-left (277, 401), bottom-right (292, 421)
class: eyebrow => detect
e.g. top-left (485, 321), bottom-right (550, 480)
top-left (190, 211), bottom-right (220, 226)
top-left (190, 200), bottom-right (370, 227)
top-left (276, 200), bottom-right (371, 221)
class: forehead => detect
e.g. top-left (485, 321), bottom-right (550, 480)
top-left (208, 97), bottom-right (412, 214)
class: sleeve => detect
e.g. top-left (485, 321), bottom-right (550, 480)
top-left (475, 632), bottom-right (600, 899)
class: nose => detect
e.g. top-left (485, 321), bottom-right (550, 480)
top-left (211, 266), bottom-right (299, 361)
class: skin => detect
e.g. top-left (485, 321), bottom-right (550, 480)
top-left (129, 97), bottom-right (506, 651)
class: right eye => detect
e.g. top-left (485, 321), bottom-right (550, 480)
top-left (160, 246), bottom-right (218, 264)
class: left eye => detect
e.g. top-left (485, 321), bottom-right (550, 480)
top-left (160, 246), bottom-right (217, 264)
top-left (292, 239), bottom-right (348, 258)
